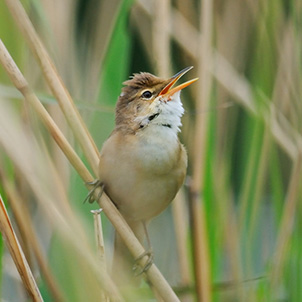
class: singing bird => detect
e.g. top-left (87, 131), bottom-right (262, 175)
top-left (98, 66), bottom-right (197, 286)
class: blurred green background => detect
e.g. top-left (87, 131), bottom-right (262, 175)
top-left (0, 0), bottom-right (302, 301)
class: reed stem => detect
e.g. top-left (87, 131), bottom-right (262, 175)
top-left (4, 0), bottom-right (99, 176)
top-left (0, 38), bottom-right (180, 302)
top-left (0, 195), bottom-right (44, 302)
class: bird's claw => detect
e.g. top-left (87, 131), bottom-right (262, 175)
top-left (84, 180), bottom-right (104, 203)
top-left (133, 250), bottom-right (154, 276)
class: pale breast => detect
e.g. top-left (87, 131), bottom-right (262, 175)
top-left (134, 125), bottom-right (182, 174)
top-left (98, 131), bottom-right (187, 221)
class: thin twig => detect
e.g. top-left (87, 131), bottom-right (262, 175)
top-left (91, 209), bottom-right (109, 302)
top-left (91, 209), bottom-right (107, 267)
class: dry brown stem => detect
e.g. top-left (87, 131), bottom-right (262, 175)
top-left (0, 31), bottom-right (180, 302)
top-left (188, 0), bottom-right (213, 301)
top-left (0, 171), bottom-right (65, 302)
top-left (0, 195), bottom-right (44, 302)
top-left (4, 0), bottom-right (99, 175)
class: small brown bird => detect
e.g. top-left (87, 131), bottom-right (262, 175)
top-left (98, 66), bottom-right (197, 287)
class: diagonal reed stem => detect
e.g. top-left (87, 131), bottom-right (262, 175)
top-left (4, 0), bottom-right (99, 176)
top-left (0, 171), bottom-right (65, 302)
top-left (0, 39), bottom-right (180, 302)
top-left (0, 194), bottom-right (44, 302)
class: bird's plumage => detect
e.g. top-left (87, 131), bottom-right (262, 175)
top-left (98, 69), bottom-right (194, 287)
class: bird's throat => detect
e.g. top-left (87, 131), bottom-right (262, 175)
top-left (136, 91), bottom-right (184, 134)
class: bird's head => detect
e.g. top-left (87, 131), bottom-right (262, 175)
top-left (115, 66), bottom-right (198, 134)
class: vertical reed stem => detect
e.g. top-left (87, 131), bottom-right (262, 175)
top-left (270, 154), bottom-right (302, 292)
top-left (152, 0), bottom-right (171, 77)
top-left (190, 0), bottom-right (213, 301)
top-left (91, 209), bottom-right (109, 302)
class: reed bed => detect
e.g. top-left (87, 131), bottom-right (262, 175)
top-left (0, 0), bottom-right (301, 301)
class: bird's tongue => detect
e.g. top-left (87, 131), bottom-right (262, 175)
top-left (158, 66), bottom-right (198, 100)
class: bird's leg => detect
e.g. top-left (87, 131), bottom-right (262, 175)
top-left (84, 180), bottom-right (105, 203)
top-left (143, 221), bottom-right (152, 251)
top-left (133, 221), bottom-right (154, 276)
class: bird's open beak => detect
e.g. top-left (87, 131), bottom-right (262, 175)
top-left (158, 66), bottom-right (198, 99)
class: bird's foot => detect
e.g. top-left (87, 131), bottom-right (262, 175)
top-left (84, 179), bottom-right (104, 203)
top-left (133, 250), bottom-right (154, 276)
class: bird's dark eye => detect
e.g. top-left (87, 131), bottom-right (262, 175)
top-left (142, 90), bottom-right (153, 99)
